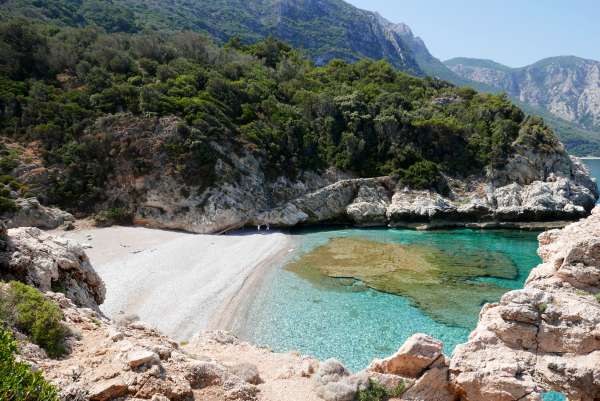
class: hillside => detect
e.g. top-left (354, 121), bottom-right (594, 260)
top-left (0, 18), bottom-right (597, 234)
top-left (0, 0), bottom-right (424, 75)
top-left (446, 56), bottom-right (600, 155)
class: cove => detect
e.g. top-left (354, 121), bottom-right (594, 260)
top-left (236, 227), bottom-right (541, 371)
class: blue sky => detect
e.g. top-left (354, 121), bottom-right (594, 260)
top-left (345, 0), bottom-right (598, 67)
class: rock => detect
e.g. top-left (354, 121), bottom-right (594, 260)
top-left (106, 327), bottom-right (124, 342)
top-left (1, 227), bottom-right (105, 308)
top-left (314, 358), bottom-right (351, 386)
top-left (126, 349), bottom-right (159, 368)
top-left (230, 363), bottom-right (262, 385)
top-left (186, 361), bottom-right (228, 388)
top-left (401, 364), bottom-right (454, 401)
top-left (4, 197), bottom-right (74, 230)
top-left (88, 377), bottom-right (128, 401)
top-left (368, 334), bottom-right (443, 378)
top-left (450, 206), bottom-right (600, 401)
top-left (313, 359), bottom-right (371, 401)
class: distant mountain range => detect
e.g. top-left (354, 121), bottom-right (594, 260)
top-left (2, 0), bottom-right (599, 155)
top-left (446, 56), bottom-right (600, 155)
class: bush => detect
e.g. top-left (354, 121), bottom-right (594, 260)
top-left (357, 379), bottom-right (406, 401)
top-left (0, 328), bottom-right (59, 401)
top-left (0, 282), bottom-right (66, 357)
top-left (400, 160), bottom-right (446, 192)
top-left (93, 207), bottom-right (133, 227)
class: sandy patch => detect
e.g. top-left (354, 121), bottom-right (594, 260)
top-left (56, 226), bottom-right (294, 340)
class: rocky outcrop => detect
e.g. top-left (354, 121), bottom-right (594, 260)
top-left (4, 197), bottom-right (74, 229)
top-left (0, 227), bottom-right (104, 308)
top-left (12, 114), bottom-right (598, 234)
top-left (449, 207), bottom-right (600, 401)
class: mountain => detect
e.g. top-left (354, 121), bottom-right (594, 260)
top-left (0, 0), bottom-right (425, 75)
top-left (2, 0), bottom-right (599, 155)
top-left (446, 56), bottom-right (600, 155)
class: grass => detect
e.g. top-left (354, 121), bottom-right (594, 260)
top-left (0, 282), bottom-right (67, 358)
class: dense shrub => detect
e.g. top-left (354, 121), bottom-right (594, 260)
top-left (0, 18), bottom-right (561, 212)
top-left (0, 282), bottom-right (66, 357)
top-left (0, 328), bottom-right (59, 401)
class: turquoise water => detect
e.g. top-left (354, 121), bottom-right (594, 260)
top-left (240, 228), bottom-right (541, 371)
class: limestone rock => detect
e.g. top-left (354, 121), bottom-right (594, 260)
top-left (88, 377), bottom-right (128, 401)
top-left (449, 206), bottom-right (600, 401)
top-left (126, 349), bottom-right (159, 368)
top-left (1, 227), bottom-right (105, 308)
top-left (368, 334), bottom-right (443, 378)
top-left (5, 197), bottom-right (74, 230)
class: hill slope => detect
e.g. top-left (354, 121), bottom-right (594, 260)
top-left (446, 56), bottom-right (600, 155)
top-left (0, 0), bottom-right (425, 75)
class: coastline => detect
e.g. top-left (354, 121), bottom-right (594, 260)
top-left (55, 225), bottom-right (294, 340)
top-left (207, 235), bottom-right (297, 333)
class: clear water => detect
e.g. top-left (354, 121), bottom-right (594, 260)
top-left (238, 228), bottom-right (541, 371)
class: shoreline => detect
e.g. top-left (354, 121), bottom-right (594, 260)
top-left (208, 235), bottom-right (297, 333)
top-left (55, 225), bottom-right (294, 340)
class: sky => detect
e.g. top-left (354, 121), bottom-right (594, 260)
top-left (345, 0), bottom-right (598, 68)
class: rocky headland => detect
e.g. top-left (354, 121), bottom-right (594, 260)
top-left (1, 201), bottom-right (599, 400)
top-left (5, 114), bottom-right (598, 235)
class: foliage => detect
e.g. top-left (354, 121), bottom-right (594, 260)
top-left (0, 18), bottom-right (562, 212)
top-left (0, 328), bottom-right (59, 401)
top-left (94, 207), bottom-right (132, 227)
top-left (357, 379), bottom-right (406, 401)
top-left (0, 282), bottom-right (66, 357)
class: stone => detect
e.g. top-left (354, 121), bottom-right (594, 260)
top-left (5, 197), bottom-right (74, 230)
top-left (230, 363), bottom-right (262, 385)
top-left (126, 349), bottom-right (159, 368)
top-left (1, 227), bottom-right (105, 308)
top-left (450, 207), bottom-right (600, 401)
top-left (88, 377), bottom-right (128, 401)
top-left (368, 334), bottom-right (443, 378)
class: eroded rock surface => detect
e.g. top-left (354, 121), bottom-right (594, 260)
top-left (23, 114), bottom-right (596, 234)
top-left (449, 207), bottom-right (600, 401)
top-left (0, 227), bottom-right (104, 308)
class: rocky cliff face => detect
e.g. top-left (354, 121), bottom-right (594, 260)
top-left (446, 56), bottom-right (600, 132)
top-left (449, 207), bottom-right (600, 401)
top-left (15, 114), bottom-right (596, 234)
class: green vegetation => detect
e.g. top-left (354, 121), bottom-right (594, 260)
top-left (0, 328), bottom-right (59, 401)
top-left (0, 282), bottom-right (67, 357)
top-left (94, 207), bottom-right (133, 227)
top-left (357, 379), bottom-right (406, 401)
top-left (595, 293), bottom-right (600, 303)
top-left (0, 0), bottom-right (423, 74)
top-left (0, 17), bottom-right (559, 213)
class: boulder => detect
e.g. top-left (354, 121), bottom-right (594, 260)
top-left (368, 334), bottom-right (443, 378)
top-left (1, 227), bottom-right (105, 308)
top-left (5, 197), bottom-right (74, 230)
top-left (450, 207), bottom-right (600, 401)
top-left (88, 377), bottom-right (128, 401)
top-left (126, 349), bottom-right (159, 368)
